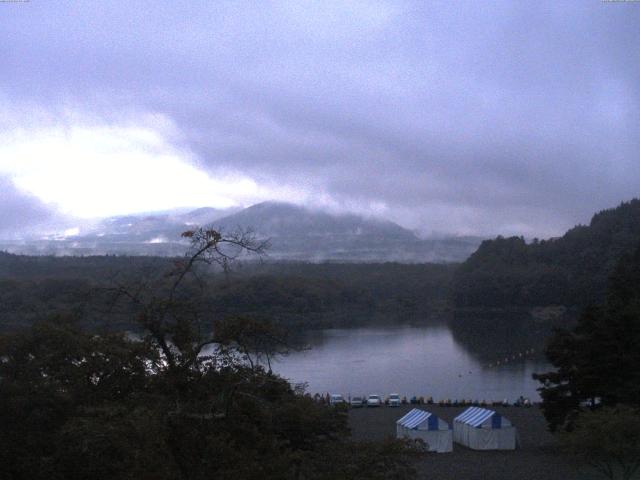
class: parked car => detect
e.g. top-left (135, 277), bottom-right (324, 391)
top-left (366, 394), bottom-right (382, 407)
top-left (387, 393), bottom-right (401, 407)
top-left (579, 397), bottom-right (601, 408)
top-left (330, 393), bottom-right (346, 406)
top-left (350, 396), bottom-right (364, 408)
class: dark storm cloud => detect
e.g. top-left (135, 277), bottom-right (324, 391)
top-left (1, 1), bottom-right (639, 237)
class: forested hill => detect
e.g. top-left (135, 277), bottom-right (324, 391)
top-left (452, 199), bottom-right (640, 310)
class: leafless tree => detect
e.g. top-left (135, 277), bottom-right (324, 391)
top-left (107, 227), bottom-right (269, 371)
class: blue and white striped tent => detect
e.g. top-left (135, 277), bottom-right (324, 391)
top-left (453, 407), bottom-right (516, 450)
top-left (396, 409), bottom-right (452, 453)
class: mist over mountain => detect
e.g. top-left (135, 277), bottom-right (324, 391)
top-left (214, 202), bottom-right (415, 240)
top-left (85, 206), bottom-right (240, 241)
top-left (212, 202), bottom-right (482, 262)
top-left (0, 202), bottom-right (482, 263)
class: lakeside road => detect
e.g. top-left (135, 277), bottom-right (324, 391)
top-left (348, 405), bottom-right (598, 480)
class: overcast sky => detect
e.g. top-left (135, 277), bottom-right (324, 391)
top-left (1, 1), bottom-right (639, 238)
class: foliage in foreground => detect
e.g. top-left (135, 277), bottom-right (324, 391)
top-left (0, 319), bottom-right (416, 480)
top-left (560, 406), bottom-right (640, 480)
top-left (0, 228), bottom-right (416, 479)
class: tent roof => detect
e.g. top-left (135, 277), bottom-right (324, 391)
top-left (454, 407), bottom-right (497, 427)
top-left (396, 409), bottom-right (432, 429)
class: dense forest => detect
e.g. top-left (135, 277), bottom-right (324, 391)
top-left (0, 252), bottom-right (455, 332)
top-left (452, 199), bottom-right (640, 311)
top-left (211, 262), bottom-right (454, 327)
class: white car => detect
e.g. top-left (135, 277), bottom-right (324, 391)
top-left (387, 393), bottom-right (401, 407)
top-left (329, 393), bottom-right (346, 406)
top-left (350, 396), bottom-right (364, 408)
top-left (366, 394), bottom-right (382, 407)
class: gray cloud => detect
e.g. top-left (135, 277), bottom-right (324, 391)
top-left (1, 1), bottom-right (639, 237)
top-left (0, 176), bottom-right (57, 237)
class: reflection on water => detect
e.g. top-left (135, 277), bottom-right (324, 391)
top-left (273, 325), bottom-right (551, 401)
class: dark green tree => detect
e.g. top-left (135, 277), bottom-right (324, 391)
top-left (0, 317), bottom-right (161, 479)
top-left (534, 243), bottom-right (640, 431)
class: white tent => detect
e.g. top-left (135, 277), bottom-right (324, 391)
top-left (453, 406), bottom-right (517, 450)
top-left (396, 409), bottom-right (453, 453)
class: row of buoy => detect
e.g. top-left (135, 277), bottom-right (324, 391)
top-left (485, 348), bottom-right (537, 369)
top-left (308, 393), bottom-right (533, 407)
top-left (452, 348), bottom-right (540, 378)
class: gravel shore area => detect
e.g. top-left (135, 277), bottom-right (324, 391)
top-left (349, 405), bottom-right (597, 480)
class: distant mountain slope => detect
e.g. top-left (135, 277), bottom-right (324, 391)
top-left (0, 207), bottom-right (239, 257)
top-left (210, 201), bottom-right (480, 262)
top-left (0, 202), bottom-right (482, 263)
top-left (177, 207), bottom-right (243, 226)
top-left (88, 206), bottom-right (238, 240)
top-left (214, 201), bottom-right (416, 240)
top-left (452, 199), bottom-right (640, 309)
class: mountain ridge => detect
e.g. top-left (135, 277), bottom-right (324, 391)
top-left (212, 201), bottom-right (418, 240)
top-left (0, 201), bottom-right (483, 263)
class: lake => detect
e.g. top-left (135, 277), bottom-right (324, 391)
top-left (272, 325), bottom-right (552, 402)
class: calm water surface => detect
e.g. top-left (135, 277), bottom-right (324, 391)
top-left (272, 326), bottom-right (551, 402)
